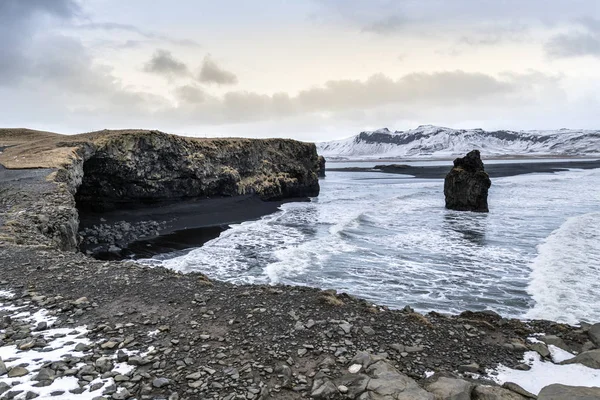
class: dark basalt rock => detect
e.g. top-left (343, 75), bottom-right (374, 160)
top-left (444, 150), bottom-right (491, 212)
top-left (317, 155), bottom-right (326, 177)
top-left (75, 131), bottom-right (320, 211)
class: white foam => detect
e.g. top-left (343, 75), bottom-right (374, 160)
top-left (489, 351), bottom-right (600, 395)
top-left (144, 167), bottom-right (600, 318)
top-left (525, 212), bottom-right (600, 324)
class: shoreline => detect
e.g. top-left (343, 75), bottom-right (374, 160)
top-left (0, 243), bottom-right (594, 399)
top-left (3, 137), bottom-right (600, 397)
top-left (327, 159), bottom-right (600, 179)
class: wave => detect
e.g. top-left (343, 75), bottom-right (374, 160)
top-left (525, 212), bottom-right (600, 324)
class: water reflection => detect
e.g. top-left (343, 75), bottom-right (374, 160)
top-left (443, 212), bottom-right (488, 246)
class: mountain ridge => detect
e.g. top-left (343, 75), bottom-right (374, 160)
top-left (317, 125), bottom-right (600, 159)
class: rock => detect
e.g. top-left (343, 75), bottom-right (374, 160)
top-left (76, 131), bottom-right (321, 210)
top-left (581, 341), bottom-right (595, 352)
top-left (336, 374), bottom-right (370, 398)
top-left (366, 370), bottom-right (434, 400)
top-left (0, 359), bottom-right (7, 376)
top-left (588, 323), bottom-right (600, 347)
top-left (152, 377), bottom-right (170, 388)
top-left (112, 388), bottom-right (131, 400)
top-left (530, 342), bottom-right (550, 358)
top-left (348, 364), bottom-right (362, 374)
top-left (560, 349), bottom-right (600, 369)
top-left (473, 385), bottom-right (527, 400)
top-left (95, 357), bottom-right (114, 373)
top-left (362, 326), bottom-right (376, 336)
top-left (8, 366), bottom-right (29, 377)
top-left (502, 383), bottom-right (536, 399)
top-left (311, 378), bottom-right (339, 399)
top-left (457, 362), bottom-right (480, 373)
top-left (444, 150), bottom-right (491, 212)
top-left (33, 368), bottom-right (54, 382)
top-left (540, 335), bottom-right (570, 353)
top-left (425, 377), bottom-right (474, 400)
top-left (0, 382), bottom-right (11, 395)
top-left (317, 156), bottom-right (326, 178)
top-left (538, 384), bottom-right (600, 399)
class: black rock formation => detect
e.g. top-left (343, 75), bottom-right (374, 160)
top-left (444, 150), bottom-right (491, 212)
top-left (317, 155), bottom-right (326, 177)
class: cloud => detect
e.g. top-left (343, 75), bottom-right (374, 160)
top-left (545, 33), bottom-right (600, 58)
top-left (0, 0), bottom-right (80, 84)
top-left (458, 23), bottom-right (529, 46)
top-left (545, 19), bottom-right (600, 58)
top-left (175, 85), bottom-right (206, 104)
top-left (143, 49), bottom-right (190, 78)
top-left (173, 70), bottom-right (523, 125)
top-left (73, 22), bottom-right (201, 47)
top-left (198, 55), bottom-right (238, 85)
top-left (362, 15), bottom-right (406, 35)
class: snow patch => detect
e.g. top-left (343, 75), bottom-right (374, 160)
top-left (489, 351), bottom-right (600, 395)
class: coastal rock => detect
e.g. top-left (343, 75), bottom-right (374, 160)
top-left (472, 385), bottom-right (527, 400)
top-left (0, 129), bottom-right (321, 250)
top-left (424, 376), bottom-right (473, 400)
top-left (588, 323), bottom-right (600, 347)
top-left (76, 131), bottom-right (320, 209)
top-left (444, 150), bottom-right (491, 212)
top-left (538, 384), bottom-right (600, 399)
top-left (318, 155), bottom-right (326, 177)
top-left (341, 353), bottom-right (434, 399)
top-left (560, 349), bottom-right (600, 369)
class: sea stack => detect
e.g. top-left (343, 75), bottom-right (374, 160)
top-left (317, 155), bottom-right (326, 177)
top-left (444, 150), bottom-right (491, 212)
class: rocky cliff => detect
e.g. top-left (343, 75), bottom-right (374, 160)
top-left (0, 129), bottom-right (320, 250)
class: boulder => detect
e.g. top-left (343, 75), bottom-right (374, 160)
top-left (339, 352), bottom-right (434, 400)
top-left (588, 323), bottom-right (600, 347)
top-left (424, 377), bottom-right (474, 400)
top-left (444, 150), bottom-right (491, 212)
top-left (560, 349), bottom-right (600, 369)
top-left (538, 384), bottom-right (600, 399)
top-left (473, 385), bottom-right (527, 400)
top-left (540, 335), bottom-right (571, 353)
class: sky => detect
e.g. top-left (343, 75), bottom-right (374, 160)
top-left (0, 0), bottom-right (599, 141)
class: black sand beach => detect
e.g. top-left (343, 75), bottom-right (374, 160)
top-left (328, 159), bottom-right (600, 179)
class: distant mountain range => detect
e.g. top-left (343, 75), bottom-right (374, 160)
top-left (316, 125), bottom-right (600, 159)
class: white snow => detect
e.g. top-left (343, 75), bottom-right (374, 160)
top-left (489, 351), bottom-right (600, 395)
top-left (548, 344), bottom-right (576, 363)
top-left (0, 294), bottom-right (148, 400)
top-left (317, 125), bottom-right (600, 159)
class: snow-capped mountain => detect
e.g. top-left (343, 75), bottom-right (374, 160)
top-left (317, 125), bottom-right (600, 159)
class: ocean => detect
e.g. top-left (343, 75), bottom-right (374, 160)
top-left (142, 162), bottom-right (600, 325)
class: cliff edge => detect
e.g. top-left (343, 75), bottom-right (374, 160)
top-left (0, 129), bottom-right (320, 250)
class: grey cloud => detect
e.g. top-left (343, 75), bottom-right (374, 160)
top-left (175, 85), bottom-right (207, 104)
top-left (0, 0), bottom-right (168, 124)
top-left (580, 18), bottom-right (600, 33)
top-left (362, 16), bottom-right (406, 35)
top-left (198, 56), bottom-right (238, 85)
top-left (74, 22), bottom-right (201, 47)
top-left (545, 33), bottom-right (600, 58)
top-left (144, 50), bottom-right (190, 78)
top-left (174, 71), bottom-right (522, 125)
top-left (0, 0), bottom-right (79, 84)
top-left (313, 0), bottom-right (600, 35)
top-left (459, 23), bottom-right (529, 46)
top-left (545, 18), bottom-right (600, 58)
